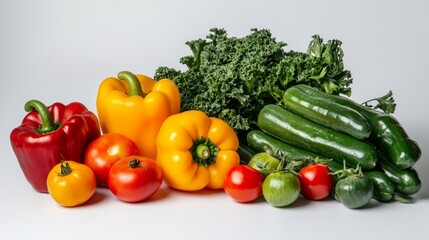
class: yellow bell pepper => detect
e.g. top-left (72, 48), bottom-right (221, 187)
top-left (156, 110), bottom-right (240, 191)
top-left (96, 71), bottom-right (180, 159)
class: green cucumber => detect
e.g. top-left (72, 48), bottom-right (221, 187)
top-left (378, 154), bottom-right (421, 195)
top-left (257, 104), bottom-right (377, 170)
top-left (327, 160), bottom-right (413, 203)
top-left (365, 171), bottom-right (394, 202)
top-left (365, 171), bottom-right (412, 203)
top-left (246, 130), bottom-right (324, 160)
top-left (237, 142), bottom-right (257, 164)
top-left (295, 84), bottom-right (421, 169)
top-left (283, 86), bottom-right (371, 139)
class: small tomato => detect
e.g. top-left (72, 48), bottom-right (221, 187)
top-left (108, 156), bottom-right (163, 203)
top-left (299, 164), bottom-right (333, 200)
top-left (263, 171), bottom-right (300, 207)
top-left (47, 161), bottom-right (97, 207)
top-left (224, 165), bottom-right (263, 203)
top-left (84, 133), bottom-right (139, 187)
top-left (247, 152), bottom-right (280, 178)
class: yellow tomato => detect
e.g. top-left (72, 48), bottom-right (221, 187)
top-left (47, 161), bottom-right (97, 207)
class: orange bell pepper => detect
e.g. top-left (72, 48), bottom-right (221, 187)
top-left (96, 71), bottom-right (180, 159)
top-left (156, 110), bottom-right (240, 191)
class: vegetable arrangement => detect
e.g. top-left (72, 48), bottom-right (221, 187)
top-left (154, 28), bottom-right (352, 133)
top-left (9, 28), bottom-right (422, 209)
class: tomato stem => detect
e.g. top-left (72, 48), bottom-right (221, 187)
top-left (329, 161), bottom-right (363, 179)
top-left (128, 158), bottom-right (141, 168)
top-left (58, 161), bottom-right (73, 176)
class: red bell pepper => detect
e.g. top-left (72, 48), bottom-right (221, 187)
top-left (10, 99), bottom-right (101, 193)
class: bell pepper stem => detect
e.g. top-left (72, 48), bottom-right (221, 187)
top-left (117, 71), bottom-right (145, 97)
top-left (24, 99), bottom-right (59, 134)
top-left (196, 144), bottom-right (211, 160)
top-left (191, 138), bottom-right (219, 168)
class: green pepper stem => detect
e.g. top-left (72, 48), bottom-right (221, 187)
top-left (117, 71), bottom-right (145, 97)
top-left (196, 144), bottom-right (211, 160)
top-left (24, 99), bottom-right (58, 134)
top-left (191, 138), bottom-right (219, 168)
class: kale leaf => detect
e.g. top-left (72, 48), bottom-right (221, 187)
top-left (154, 28), bottom-right (353, 132)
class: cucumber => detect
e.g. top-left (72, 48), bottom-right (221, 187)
top-left (237, 142), bottom-right (257, 164)
top-left (378, 153), bottom-right (421, 195)
top-left (295, 84), bottom-right (421, 169)
top-left (365, 171), bottom-right (394, 202)
top-left (328, 160), bottom-right (413, 203)
top-left (283, 86), bottom-right (371, 139)
top-left (257, 104), bottom-right (377, 170)
top-left (246, 130), bottom-right (324, 160)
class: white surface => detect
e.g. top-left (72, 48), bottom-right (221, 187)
top-left (1, 0), bottom-right (428, 239)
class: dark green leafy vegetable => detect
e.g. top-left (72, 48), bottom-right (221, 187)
top-left (154, 28), bottom-right (353, 131)
top-left (362, 90), bottom-right (396, 114)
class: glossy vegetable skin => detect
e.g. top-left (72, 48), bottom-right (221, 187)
top-left (237, 143), bottom-right (257, 164)
top-left (10, 99), bottom-right (101, 192)
top-left (156, 110), bottom-right (240, 191)
top-left (224, 165), bottom-right (263, 203)
top-left (335, 173), bottom-right (373, 209)
top-left (47, 161), bottom-right (97, 207)
top-left (84, 133), bottom-right (139, 187)
top-left (295, 84), bottom-right (421, 169)
top-left (299, 164), bottom-right (333, 200)
top-left (283, 85), bottom-right (371, 139)
top-left (246, 130), bottom-right (323, 160)
top-left (108, 156), bottom-right (163, 203)
top-left (247, 152), bottom-right (280, 178)
top-left (332, 164), bottom-right (374, 209)
top-left (257, 105), bottom-right (377, 170)
top-left (378, 154), bottom-right (421, 195)
top-left (328, 160), bottom-right (414, 203)
top-left (97, 71), bottom-right (180, 160)
top-left (263, 171), bottom-right (301, 207)
top-left (365, 171), bottom-right (398, 202)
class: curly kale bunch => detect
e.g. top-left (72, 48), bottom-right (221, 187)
top-left (155, 28), bottom-right (352, 132)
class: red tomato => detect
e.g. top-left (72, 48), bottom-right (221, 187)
top-left (298, 164), bottom-right (333, 200)
top-left (84, 133), bottom-right (139, 187)
top-left (108, 156), bottom-right (163, 203)
top-left (224, 165), bottom-right (263, 203)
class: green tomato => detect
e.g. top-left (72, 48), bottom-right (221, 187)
top-left (334, 174), bottom-right (374, 209)
top-left (248, 152), bottom-right (280, 178)
top-left (262, 171), bottom-right (300, 207)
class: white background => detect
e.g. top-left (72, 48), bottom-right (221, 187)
top-left (1, 0), bottom-right (428, 239)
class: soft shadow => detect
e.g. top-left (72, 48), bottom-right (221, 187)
top-left (145, 186), bottom-right (170, 202)
top-left (169, 187), bottom-right (225, 196)
top-left (78, 189), bottom-right (107, 207)
top-left (287, 197), bottom-right (311, 208)
top-left (357, 199), bottom-right (382, 210)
